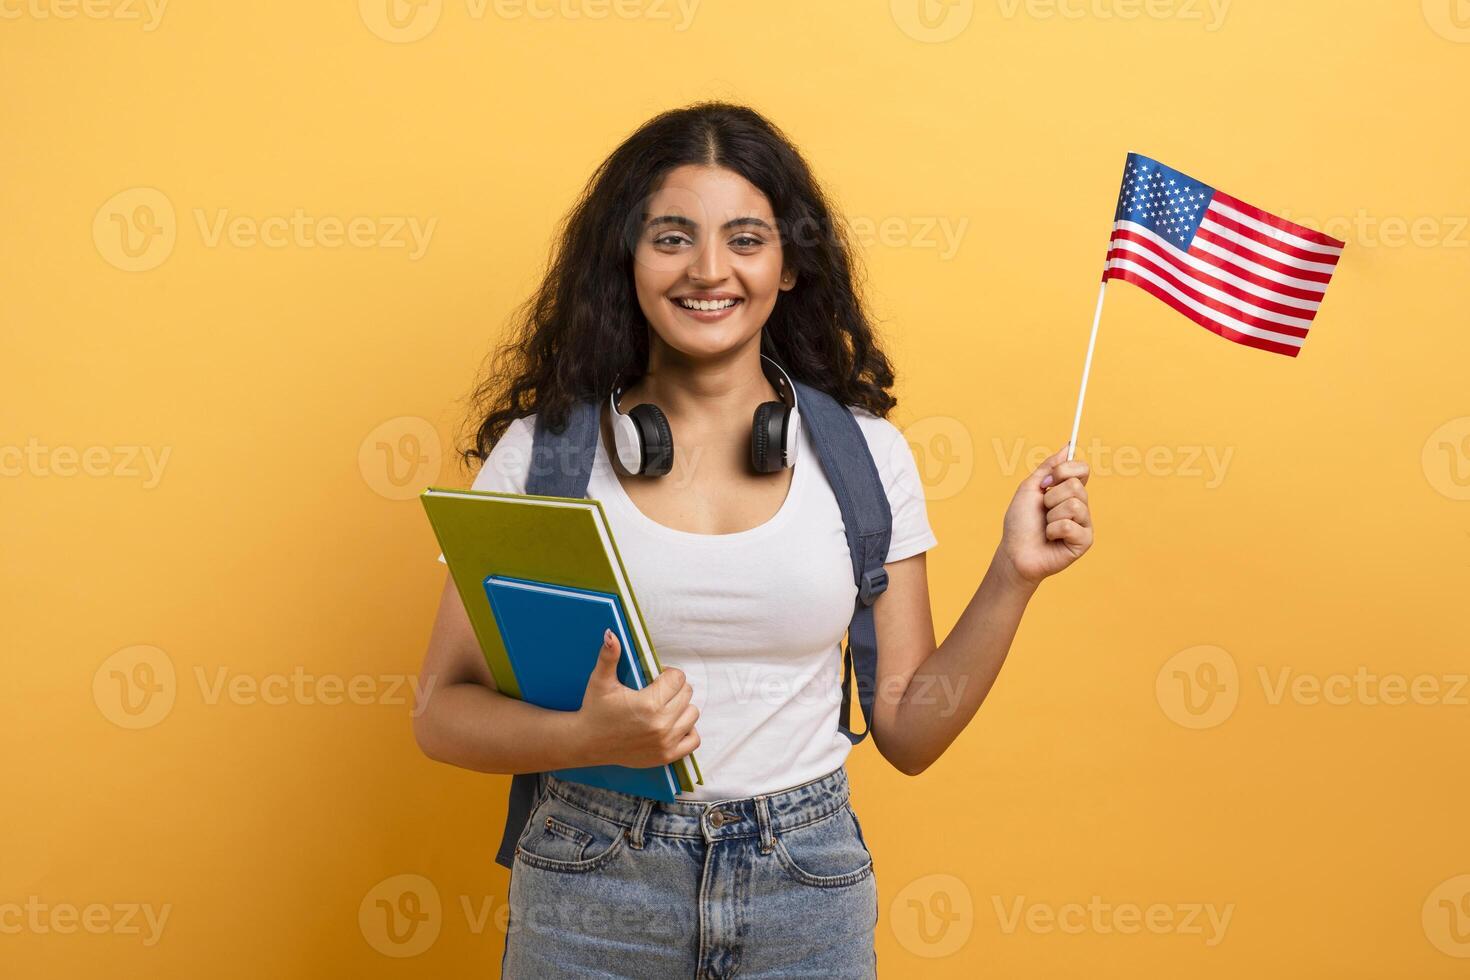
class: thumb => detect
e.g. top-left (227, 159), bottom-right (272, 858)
top-left (1024, 443), bottom-right (1070, 490)
top-left (586, 629), bottom-right (621, 688)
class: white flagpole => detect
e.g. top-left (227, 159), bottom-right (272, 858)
top-left (1065, 280), bottom-right (1108, 462)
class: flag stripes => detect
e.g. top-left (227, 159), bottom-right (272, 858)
top-left (1105, 154), bottom-right (1345, 356)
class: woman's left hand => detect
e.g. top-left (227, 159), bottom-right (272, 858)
top-left (997, 444), bottom-right (1094, 587)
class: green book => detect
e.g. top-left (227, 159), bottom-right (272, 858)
top-left (422, 486), bottom-right (703, 793)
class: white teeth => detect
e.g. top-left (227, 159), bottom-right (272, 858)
top-left (677, 298), bottom-right (739, 311)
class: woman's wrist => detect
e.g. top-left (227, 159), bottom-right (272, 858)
top-left (560, 706), bottom-right (606, 769)
top-left (988, 546), bottom-right (1041, 602)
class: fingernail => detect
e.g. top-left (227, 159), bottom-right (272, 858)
top-left (604, 629), bottom-right (614, 644)
top-left (1040, 474), bottom-right (1055, 489)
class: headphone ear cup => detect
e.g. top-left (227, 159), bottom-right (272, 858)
top-left (628, 402), bottom-right (674, 476)
top-left (750, 401), bottom-right (788, 474)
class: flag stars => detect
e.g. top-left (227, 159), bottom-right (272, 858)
top-left (1116, 160), bottom-right (1214, 246)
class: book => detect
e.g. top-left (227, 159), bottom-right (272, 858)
top-left (421, 486), bottom-right (702, 797)
top-left (483, 575), bottom-right (679, 800)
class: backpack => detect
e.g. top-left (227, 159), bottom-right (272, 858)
top-left (492, 378), bottom-right (892, 869)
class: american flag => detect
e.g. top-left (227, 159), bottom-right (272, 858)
top-left (1103, 152), bottom-right (1345, 357)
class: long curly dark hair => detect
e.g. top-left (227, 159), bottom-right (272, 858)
top-left (461, 100), bottom-right (898, 468)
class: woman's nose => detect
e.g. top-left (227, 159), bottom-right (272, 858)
top-left (688, 240), bottom-right (728, 282)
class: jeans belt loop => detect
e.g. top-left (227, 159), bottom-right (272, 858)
top-left (754, 795), bottom-right (775, 855)
top-left (627, 798), bottom-right (654, 849)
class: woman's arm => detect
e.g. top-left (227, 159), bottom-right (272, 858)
top-left (413, 574), bottom-right (701, 774)
top-left (870, 445), bottom-right (1093, 775)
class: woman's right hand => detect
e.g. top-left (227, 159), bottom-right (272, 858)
top-left (574, 629), bottom-right (700, 769)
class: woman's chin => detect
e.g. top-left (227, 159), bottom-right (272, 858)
top-left (653, 319), bottom-right (751, 357)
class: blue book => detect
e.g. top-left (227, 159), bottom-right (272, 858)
top-left (482, 574), bottom-right (682, 801)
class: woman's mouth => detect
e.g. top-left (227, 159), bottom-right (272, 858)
top-left (672, 296), bottom-right (743, 321)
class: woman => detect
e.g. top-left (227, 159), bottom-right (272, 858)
top-left (414, 101), bottom-right (1094, 977)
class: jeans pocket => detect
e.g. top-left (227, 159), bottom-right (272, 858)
top-left (514, 790), bottom-right (629, 874)
top-left (772, 803), bottom-right (875, 888)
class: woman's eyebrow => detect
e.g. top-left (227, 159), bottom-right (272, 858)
top-left (724, 216), bottom-right (775, 233)
top-left (645, 214), bottom-right (775, 233)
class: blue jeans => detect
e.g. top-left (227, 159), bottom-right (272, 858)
top-left (502, 765), bottom-right (878, 978)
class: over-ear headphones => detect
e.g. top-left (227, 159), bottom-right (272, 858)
top-left (609, 353), bottom-right (802, 477)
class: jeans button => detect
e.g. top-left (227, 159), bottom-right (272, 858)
top-left (708, 808), bottom-right (728, 828)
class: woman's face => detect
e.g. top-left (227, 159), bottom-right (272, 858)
top-left (631, 164), bottom-right (795, 360)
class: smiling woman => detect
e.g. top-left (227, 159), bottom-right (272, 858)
top-left (412, 100), bottom-right (1093, 978)
top-left (461, 102), bottom-right (895, 452)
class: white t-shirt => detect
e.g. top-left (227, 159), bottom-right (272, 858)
top-left (437, 405), bottom-right (937, 800)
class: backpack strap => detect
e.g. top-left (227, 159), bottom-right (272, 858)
top-left (493, 403), bottom-right (601, 869)
top-left (526, 399), bottom-right (602, 498)
top-left (788, 380), bottom-right (893, 744)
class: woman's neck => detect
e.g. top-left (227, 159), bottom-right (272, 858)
top-left (621, 339), bottom-right (779, 430)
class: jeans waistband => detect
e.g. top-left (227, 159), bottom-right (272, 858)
top-left (537, 766), bottom-right (852, 845)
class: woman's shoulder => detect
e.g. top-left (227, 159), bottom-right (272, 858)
top-left (496, 413), bottom-right (539, 448)
top-left (836, 404), bottom-right (920, 483)
top-left (841, 404), bottom-right (938, 557)
top-left (469, 414), bottom-right (538, 494)
top-left (842, 403), bottom-right (905, 449)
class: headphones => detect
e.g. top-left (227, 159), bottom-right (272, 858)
top-left (609, 353), bottom-right (802, 477)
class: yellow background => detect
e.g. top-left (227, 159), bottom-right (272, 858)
top-left (4, 0), bottom-right (1467, 975)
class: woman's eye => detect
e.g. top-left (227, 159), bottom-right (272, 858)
top-left (649, 232), bottom-right (764, 250)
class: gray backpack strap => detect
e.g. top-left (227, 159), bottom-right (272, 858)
top-left (526, 400), bottom-right (601, 498)
top-left (789, 380), bottom-right (893, 744)
top-left (494, 402), bottom-right (601, 869)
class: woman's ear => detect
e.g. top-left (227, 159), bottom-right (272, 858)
top-left (779, 268), bottom-right (797, 291)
